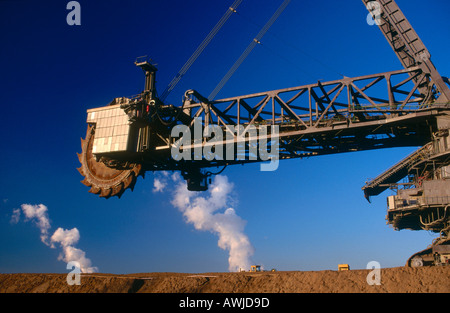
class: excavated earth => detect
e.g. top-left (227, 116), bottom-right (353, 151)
top-left (0, 266), bottom-right (449, 293)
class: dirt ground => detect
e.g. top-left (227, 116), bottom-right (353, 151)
top-left (0, 266), bottom-right (449, 293)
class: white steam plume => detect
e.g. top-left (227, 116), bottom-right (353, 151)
top-left (19, 204), bottom-right (52, 246)
top-left (11, 204), bottom-right (98, 273)
top-left (153, 171), bottom-right (170, 192)
top-left (153, 178), bottom-right (167, 192)
top-left (154, 172), bottom-right (254, 272)
top-left (50, 227), bottom-right (98, 273)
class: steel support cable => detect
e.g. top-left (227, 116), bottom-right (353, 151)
top-left (208, 39), bottom-right (259, 101)
top-left (232, 5), bottom-right (346, 79)
top-left (160, 0), bottom-right (243, 102)
top-left (208, 0), bottom-right (291, 101)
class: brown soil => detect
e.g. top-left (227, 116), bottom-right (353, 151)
top-left (1, 266), bottom-right (449, 293)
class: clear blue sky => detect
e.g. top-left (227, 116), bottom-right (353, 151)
top-left (0, 0), bottom-right (449, 274)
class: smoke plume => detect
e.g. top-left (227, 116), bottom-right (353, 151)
top-left (154, 172), bottom-right (254, 272)
top-left (13, 204), bottom-right (52, 246)
top-left (50, 227), bottom-right (98, 273)
top-left (11, 204), bottom-right (98, 273)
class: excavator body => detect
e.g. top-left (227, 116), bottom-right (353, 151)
top-left (77, 1), bottom-right (450, 266)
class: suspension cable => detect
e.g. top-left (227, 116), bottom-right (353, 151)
top-left (208, 0), bottom-right (291, 101)
top-left (233, 4), bottom-right (346, 79)
top-left (160, 0), bottom-right (243, 102)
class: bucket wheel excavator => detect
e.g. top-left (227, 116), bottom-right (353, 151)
top-left (77, 0), bottom-right (450, 266)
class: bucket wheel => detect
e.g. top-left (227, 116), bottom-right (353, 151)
top-left (77, 125), bottom-right (142, 199)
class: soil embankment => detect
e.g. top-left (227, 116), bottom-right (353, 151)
top-left (1, 266), bottom-right (449, 293)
